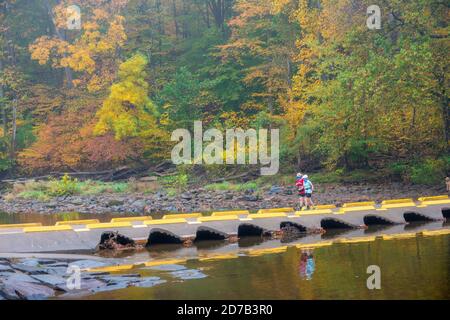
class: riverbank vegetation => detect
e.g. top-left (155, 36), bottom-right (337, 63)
top-left (4, 157), bottom-right (449, 202)
top-left (0, 0), bottom-right (448, 185)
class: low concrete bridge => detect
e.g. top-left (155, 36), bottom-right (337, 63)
top-left (0, 195), bottom-right (448, 253)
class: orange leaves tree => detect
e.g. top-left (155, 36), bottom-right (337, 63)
top-left (18, 93), bottom-right (141, 173)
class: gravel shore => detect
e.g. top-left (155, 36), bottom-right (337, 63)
top-left (0, 183), bottom-right (446, 215)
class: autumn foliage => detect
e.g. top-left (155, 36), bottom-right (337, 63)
top-left (0, 0), bottom-right (448, 180)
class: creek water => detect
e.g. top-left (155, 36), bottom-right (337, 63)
top-left (85, 232), bottom-right (449, 300)
top-left (1, 211), bottom-right (449, 299)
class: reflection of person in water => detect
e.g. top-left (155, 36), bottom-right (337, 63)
top-left (299, 249), bottom-right (315, 280)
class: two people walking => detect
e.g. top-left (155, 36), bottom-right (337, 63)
top-left (296, 173), bottom-right (314, 210)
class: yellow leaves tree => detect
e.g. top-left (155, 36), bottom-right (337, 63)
top-left (29, 0), bottom-right (128, 92)
top-left (94, 54), bottom-right (169, 159)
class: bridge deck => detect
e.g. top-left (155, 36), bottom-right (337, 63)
top-left (0, 196), bottom-right (448, 253)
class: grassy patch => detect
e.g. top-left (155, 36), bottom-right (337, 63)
top-left (7, 176), bottom-right (134, 200)
top-left (17, 190), bottom-right (50, 201)
top-left (204, 181), bottom-right (257, 192)
top-left (255, 174), bottom-right (293, 187)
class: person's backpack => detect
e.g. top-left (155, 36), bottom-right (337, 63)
top-left (296, 178), bottom-right (305, 192)
top-left (304, 179), bottom-right (313, 193)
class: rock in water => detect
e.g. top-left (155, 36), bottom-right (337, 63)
top-left (68, 260), bottom-right (107, 269)
top-left (31, 274), bottom-right (67, 288)
top-left (2, 280), bottom-right (55, 300)
top-left (170, 269), bottom-right (207, 280)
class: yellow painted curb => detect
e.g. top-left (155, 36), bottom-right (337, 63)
top-left (56, 219), bottom-right (100, 226)
top-left (314, 204), bottom-right (337, 209)
top-left (198, 215), bottom-right (239, 222)
top-left (88, 264), bottom-right (135, 273)
top-left (340, 205), bottom-right (376, 212)
top-left (144, 218), bottom-right (187, 225)
top-left (342, 201), bottom-right (375, 208)
top-left (248, 213), bottom-right (287, 219)
top-left (143, 259), bottom-right (187, 267)
top-left (247, 246), bottom-right (287, 256)
top-left (381, 203), bottom-right (416, 209)
top-left (296, 241), bottom-right (333, 249)
top-left (111, 216), bottom-right (152, 223)
top-left (163, 213), bottom-right (201, 219)
top-left (212, 210), bottom-right (249, 216)
top-left (418, 195), bottom-right (448, 202)
top-left (24, 225), bottom-right (73, 233)
top-left (422, 229), bottom-right (450, 236)
top-left (0, 222), bottom-right (42, 229)
top-left (199, 253), bottom-right (239, 262)
top-left (86, 222), bottom-right (132, 229)
top-left (295, 209), bottom-right (332, 215)
top-left (420, 199), bottom-right (450, 206)
top-left (382, 233), bottom-right (417, 240)
top-left (381, 198), bottom-right (414, 205)
top-left (335, 236), bottom-right (376, 244)
top-left (257, 207), bottom-right (294, 214)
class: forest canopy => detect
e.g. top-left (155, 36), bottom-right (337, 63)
top-left (0, 0), bottom-right (448, 183)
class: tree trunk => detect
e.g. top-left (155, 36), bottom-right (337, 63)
top-left (438, 74), bottom-right (449, 153)
top-left (0, 59), bottom-right (6, 136)
top-left (172, 0), bottom-right (179, 39)
top-left (43, 0), bottom-right (74, 88)
top-left (207, 0), bottom-right (228, 31)
top-left (9, 99), bottom-right (16, 165)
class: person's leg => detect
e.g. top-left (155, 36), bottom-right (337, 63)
top-left (306, 194), bottom-right (313, 208)
top-left (309, 195), bottom-right (314, 207)
top-left (299, 195), bottom-right (305, 209)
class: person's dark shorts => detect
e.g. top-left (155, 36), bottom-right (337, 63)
top-left (298, 192), bottom-right (306, 197)
top-left (305, 193), bottom-right (312, 198)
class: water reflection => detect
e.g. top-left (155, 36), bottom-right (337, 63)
top-left (82, 234), bottom-right (449, 300)
top-left (299, 249), bottom-right (315, 280)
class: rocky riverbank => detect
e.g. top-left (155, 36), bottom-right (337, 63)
top-left (0, 257), bottom-right (185, 299)
top-left (0, 182), bottom-right (446, 215)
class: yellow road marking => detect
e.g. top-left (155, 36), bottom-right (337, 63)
top-left (198, 215), bottom-right (239, 222)
top-left (248, 213), bottom-right (287, 219)
top-left (24, 225), bottom-right (73, 233)
top-left (88, 264), bottom-right (135, 272)
top-left (111, 216), bottom-right (152, 223)
top-left (199, 253), bottom-right (239, 262)
top-left (212, 210), bottom-right (249, 216)
top-left (418, 195), bottom-right (448, 202)
top-left (163, 213), bottom-right (201, 219)
top-left (381, 198), bottom-right (414, 205)
top-left (56, 219), bottom-right (99, 226)
top-left (86, 222), bottom-right (132, 229)
top-left (342, 201), bottom-right (375, 208)
top-left (295, 209), bottom-right (332, 215)
top-left (144, 218), bottom-right (187, 225)
top-left (0, 222), bottom-right (42, 229)
top-left (422, 229), bottom-right (450, 236)
top-left (257, 208), bottom-right (294, 214)
top-left (143, 259), bottom-right (187, 267)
